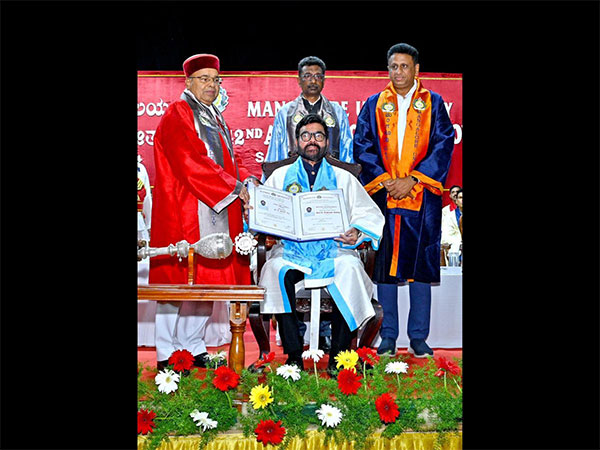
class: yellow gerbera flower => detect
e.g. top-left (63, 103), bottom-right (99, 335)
top-left (335, 350), bottom-right (359, 372)
top-left (249, 383), bottom-right (273, 409)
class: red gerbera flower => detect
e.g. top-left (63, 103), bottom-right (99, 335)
top-left (436, 357), bottom-right (461, 375)
top-left (255, 419), bottom-right (286, 446)
top-left (434, 369), bottom-right (445, 378)
top-left (137, 409), bottom-right (156, 435)
top-left (212, 365), bottom-right (240, 391)
top-left (375, 393), bottom-right (400, 423)
top-left (254, 351), bottom-right (275, 368)
top-left (167, 349), bottom-right (195, 372)
top-left (337, 368), bottom-right (362, 395)
top-left (356, 346), bottom-right (380, 366)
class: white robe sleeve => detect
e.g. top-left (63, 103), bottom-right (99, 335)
top-left (338, 168), bottom-right (385, 250)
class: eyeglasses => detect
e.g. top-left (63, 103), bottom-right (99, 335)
top-left (300, 73), bottom-right (325, 82)
top-left (299, 131), bottom-right (326, 142)
top-left (188, 76), bottom-right (222, 85)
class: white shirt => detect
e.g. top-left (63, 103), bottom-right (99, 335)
top-left (396, 80), bottom-right (418, 161)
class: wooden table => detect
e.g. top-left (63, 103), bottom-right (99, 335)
top-left (137, 284), bottom-right (264, 374)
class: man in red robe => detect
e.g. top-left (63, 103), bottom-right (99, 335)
top-left (149, 53), bottom-right (257, 369)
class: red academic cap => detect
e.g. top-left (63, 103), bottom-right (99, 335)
top-left (183, 54), bottom-right (220, 77)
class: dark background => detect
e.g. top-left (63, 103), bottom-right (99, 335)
top-left (135, 1), bottom-right (467, 73)
top-left (1, 1), bottom-right (598, 449)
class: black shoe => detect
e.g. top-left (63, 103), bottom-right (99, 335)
top-left (285, 356), bottom-right (304, 370)
top-left (248, 360), bottom-right (265, 374)
top-left (156, 359), bottom-right (169, 371)
top-left (319, 336), bottom-right (332, 354)
top-left (408, 339), bottom-right (434, 358)
top-left (377, 337), bottom-right (397, 355)
top-left (248, 351), bottom-right (270, 373)
top-left (193, 352), bottom-right (209, 368)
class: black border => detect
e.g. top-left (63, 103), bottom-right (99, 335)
top-left (1, 2), bottom-right (598, 449)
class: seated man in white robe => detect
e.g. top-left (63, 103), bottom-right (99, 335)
top-left (441, 188), bottom-right (462, 255)
top-left (252, 114), bottom-right (385, 373)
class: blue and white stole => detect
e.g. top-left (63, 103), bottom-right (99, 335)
top-left (281, 157), bottom-right (339, 283)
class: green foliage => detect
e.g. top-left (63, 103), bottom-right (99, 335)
top-left (138, 365), bottom-right (237, 450)
top-left (334, 393), bottom-right (380, 450)
top-left (138, 353), bottom-right (462, 449)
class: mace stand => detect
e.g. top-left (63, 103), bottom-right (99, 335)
top-left (138, 246), bottom-right (264, 374)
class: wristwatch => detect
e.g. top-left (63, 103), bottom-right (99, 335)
top-left (410, 175), bottom-right (420, 183)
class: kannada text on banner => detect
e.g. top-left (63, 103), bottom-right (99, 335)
top-left (137, 71), bottom-right (462, 205)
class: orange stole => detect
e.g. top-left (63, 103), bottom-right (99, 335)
top-left (389, 215), bottom-right (402, 276)
top-left (363, 80), bottom-right (436, 276)
top-left (377, 79), bottom-right (430, 210)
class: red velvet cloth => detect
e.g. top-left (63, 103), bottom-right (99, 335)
top-left (149, 100), bottom-right (251, 285)
top-left (183, 54), bottom-right (219, 76)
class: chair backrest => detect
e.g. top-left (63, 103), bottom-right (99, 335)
top-left (262, 155), bottom-right (362, 180)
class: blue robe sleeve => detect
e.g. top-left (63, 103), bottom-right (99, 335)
top-left (353, 94), bottom-right (386, 186)
top-left (333, 102), bottom-right (354, 163)
top-left (265, 106), bottom-right (289, 163)
top-left (412, 92), bottom-right (455, 186)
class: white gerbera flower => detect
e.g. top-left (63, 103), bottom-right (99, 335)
top-left (206, 351), bottom-right (227, 362)
top-left (302, 349), bottom-right (325, 362)
top-left (276, 364), bottom-right (301, 381)
top-left (385, 361), bottom-right (409, 374)
top-left (155, 369), bottom-right (180, 394)
top-left (189, 409), bottom-right (218, 431)
top-left (316, 404), bottom-right (343, 428)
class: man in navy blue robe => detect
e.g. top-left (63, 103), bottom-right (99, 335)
top-left (353, 43), bottom-right (455, 357)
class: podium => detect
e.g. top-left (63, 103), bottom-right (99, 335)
top-left (138, 248), bottom-right (264, 374)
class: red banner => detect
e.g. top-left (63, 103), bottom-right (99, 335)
top-left (138, 71), bottom-right (462, 205)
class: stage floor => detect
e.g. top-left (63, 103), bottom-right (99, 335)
top-left (138, 321), bottom-right (462, 372)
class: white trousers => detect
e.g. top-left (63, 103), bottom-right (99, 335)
top-left (155, 301), bottom-right (214, 361)
top-left (260, 246), bottom-right (375, 332)
top-left (138, 229), bottom-right (158, 346)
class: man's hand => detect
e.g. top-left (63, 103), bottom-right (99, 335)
top-left (382, 176), bottom-right (417, 200)
top-left (239, 185), bottom-right (250, 204)
top-left (334, 227), bottom-right (359, 245)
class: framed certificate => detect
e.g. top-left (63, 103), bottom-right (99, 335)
top-left (247, 184), bottom-right (350, 241)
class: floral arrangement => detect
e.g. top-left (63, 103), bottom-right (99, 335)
top-left (138, 348), bottom-right (462, 450)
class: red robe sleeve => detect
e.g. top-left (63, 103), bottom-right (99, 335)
top-left (154, 101), bottom-right (243, 210)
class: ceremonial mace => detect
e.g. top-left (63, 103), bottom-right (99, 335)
top-left (137, 232), bottom-right (257, 262)
top-left (137, 232), bottom-right (260, 375)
